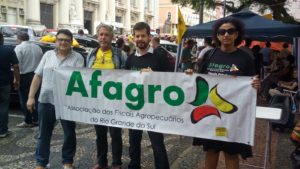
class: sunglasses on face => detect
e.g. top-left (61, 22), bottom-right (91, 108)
top-left (217, 28), bottom-right (237, 35)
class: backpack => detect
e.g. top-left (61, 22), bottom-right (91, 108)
top-left (269, 94), bottom-right (291, 125)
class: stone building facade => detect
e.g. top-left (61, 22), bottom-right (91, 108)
top-left (0, 0), bottom-right (159, 35)
top-left (158, 0), bottom-right (221, 36)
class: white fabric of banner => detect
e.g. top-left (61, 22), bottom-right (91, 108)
top-left (53, 67), bottom-right (257, 145)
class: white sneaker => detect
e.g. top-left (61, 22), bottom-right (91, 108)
top-left (16, 122), bottom-right (34, 128)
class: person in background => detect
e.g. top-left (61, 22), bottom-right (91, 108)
top-left (115, 37), bottom-right (129, 60)
top-left (189, 18), bottom-right (260, 169)
top-left (0, 33), bottom-right (20, 138)
top-left (15, 31), bottom-right (43, 128)
top-left (116, 37), bottom-right (125, 49)
top-left (123, 45), bottom-right (131, 57)
top-left (197, 37), bottom-right (214, 66)
top-left (78, 29), bottom-right (84, 36)
top-left (260, 41), bottom-right (272, 66)
top-left (252, 45), bottom-right (263, 76)
top-left (181, 39), bottom-right (195, 71)
top-left (151, 36), bottom-right (175, 71)
top-left (269, 68), bottom-right (298, 97)
top-left (86, 23), bottom-right (127, 169)
top-left (27, 29), bottom-right (84, 169)
top-left (239, 38), bottom-right (254, 60)
top-left (280, 42), bottom-right (291, 59)
top-left (125, 22), bottom-right (171, 169)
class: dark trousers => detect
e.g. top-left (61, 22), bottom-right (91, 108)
top-left (128, 129), bottom-right (169, 169)
top-left (94, 125), bottom-right (122, 167)
top-left (18, 72), bottom-right (38, 124)
top-left (36, 103), bottom-right (76, 167)
top-left (0, 85), bottom-right (10, 134)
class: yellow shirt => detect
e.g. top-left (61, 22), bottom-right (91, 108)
top-left (92, 49), bottom-right (115, 69)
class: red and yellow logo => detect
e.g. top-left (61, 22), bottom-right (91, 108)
top-left (190, 76), bottom-right (238, 123)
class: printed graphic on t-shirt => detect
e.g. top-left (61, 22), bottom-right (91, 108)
top-left (230, 64), bottom-right (239, 72)
top-left (203, 48), bottom-right (255, 77)
top-left (207, 62), bottom-right (233, 76)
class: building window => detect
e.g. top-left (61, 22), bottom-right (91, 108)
top-left (116, 0), bottom-right (123, 5)
top-left (116, 16), bottom-right (122, 23)
top-left (40, 3), bottom-right (53, 29)
top-left (144, 0), bottom-right (151, 11)
top-left (84, 11), bottom-right (93, 34)
top-left (131, 0), bottom-right (137, 7)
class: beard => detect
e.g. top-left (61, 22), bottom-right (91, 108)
top-left (136, 41), bottom-right (149, 49)
top-left (100, 41), bottom-right (110, 49)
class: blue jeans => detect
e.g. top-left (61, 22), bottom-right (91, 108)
top-left (36, 103), bottom-right (76, 167)
top-left (94, 125), bottom-right (122, 167)
top-left (0, 85), bottom-right (10, 135)
top-left (128, 129), bottom-right (169, 169)
top-left (19, 72), bottom-right (38, 124)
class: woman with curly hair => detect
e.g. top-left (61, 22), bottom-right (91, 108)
top-left (192, 17), bottom-right (261, 169)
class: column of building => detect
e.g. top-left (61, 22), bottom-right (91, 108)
top-left (25, 0), bottom-right (40, 25)
top-left (58, 0), bottom-right (70, 28)
top-left (139, 0), bottom-right (145, 22)
top-left (153, 0), bottom-right (159, 31)
top-left (77, 0), bottom-right (84, 26)
top-left (125, 0), bottom-right (131, 34)
top-left (98, 0), bottom-right (107, 22)
top-left (108, 0), bottom-right (116, 24)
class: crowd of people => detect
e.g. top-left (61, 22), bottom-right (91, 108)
top-left (0, 17), bottom-right (298, 169)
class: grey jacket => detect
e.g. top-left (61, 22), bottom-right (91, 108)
top-left (86, 46), bottom-right (127, 69)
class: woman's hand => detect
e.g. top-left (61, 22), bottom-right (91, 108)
top-left (140, 67), bottom-right (152, 73)
top-left (294, 121), bottom-right (300, 132)
top-left (184, 68), bottom-right (194, 75)
top-left (251, 75), bottom-right (261, 90)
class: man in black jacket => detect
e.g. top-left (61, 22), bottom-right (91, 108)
top-left (125, 22), bottom-right (171, 169)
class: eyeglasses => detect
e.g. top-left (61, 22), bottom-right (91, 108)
top-left (57, 38), bottom-right (72, 43)
top-left (217, 28), bottom-right (237, 36)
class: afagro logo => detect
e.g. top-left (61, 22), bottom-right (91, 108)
top-left (65, 70), bottom-right (185, 110)
top-left (190, 76), bottom-right (238, 124)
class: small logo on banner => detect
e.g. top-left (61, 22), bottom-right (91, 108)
top-left (190, 76), bottom-right (238, 123)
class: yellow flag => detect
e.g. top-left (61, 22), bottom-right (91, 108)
top-left (263, 13), bottom-right (273, 20)
top-left (177, 7), bottom-right (186, 44)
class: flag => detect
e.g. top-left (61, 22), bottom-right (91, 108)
top-left (177, 7), bottom-right (186, 44)
top-left (263, 13), bottom-right (273, 20)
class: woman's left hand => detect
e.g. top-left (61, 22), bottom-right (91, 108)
top-left (251, 75), bottom-right (261, 90)
top-left (184, 68), bottom-right (194, 75)
top-left (140, 67), bottom-right (153, 73)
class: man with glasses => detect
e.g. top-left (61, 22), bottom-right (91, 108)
top-left (86, 24), bottom-right (127, 169)
top-left (27, 29), bottom-right (84, 169)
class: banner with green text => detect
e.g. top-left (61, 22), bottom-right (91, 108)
top-left (53, 68), bottom-right (257, 145)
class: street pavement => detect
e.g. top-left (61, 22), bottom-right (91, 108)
top-left (0, 102), bottom-right (296, 169)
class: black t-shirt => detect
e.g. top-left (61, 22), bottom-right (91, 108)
top-left (125, 49), bottom-right (172, 72)
top-left (0, 45), bottom-right (19, 86)
top-left (203, 48), bottom-right (255, 76)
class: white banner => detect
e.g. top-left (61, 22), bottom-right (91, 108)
top-left (53, 68), bottom-right (257, 145)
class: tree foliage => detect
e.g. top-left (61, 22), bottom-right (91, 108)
top-left (171, 0), bottom-right (300, 24)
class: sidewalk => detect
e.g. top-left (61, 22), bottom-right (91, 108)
top-left (0, 108), bottom-right (295, 169)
